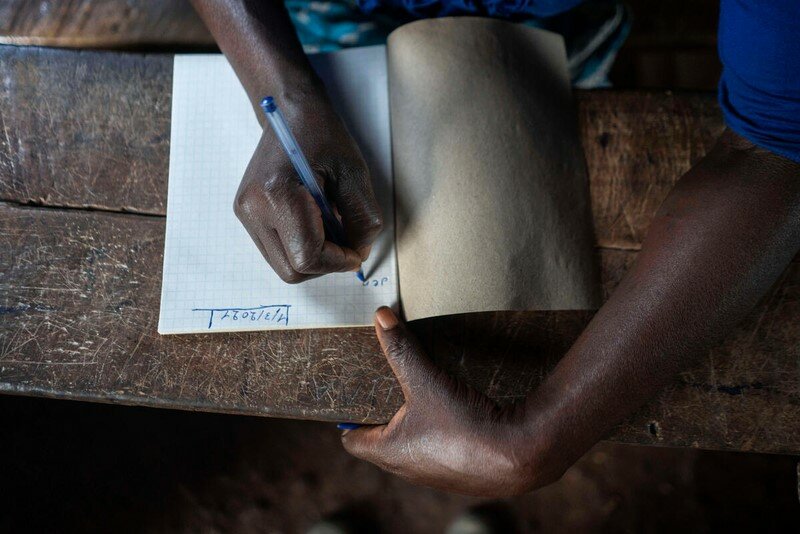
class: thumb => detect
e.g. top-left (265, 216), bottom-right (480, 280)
top-left (340, 420), bottom-right (390, 463)
top-left (340, 404), bottom-right (409, 464)
top-left (374, 307), bottom-right (441, 401)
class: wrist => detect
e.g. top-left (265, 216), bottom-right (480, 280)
top-left (252, 68), bottom-right (336, 131)
top-left (481, 402), bottom-right (567, 494)
top-left (509, 391), bottom-right (574, 490)
top-left (251, 63), bottom-right (327, 108)
top-left (191, 0), bottom-right (328, 115)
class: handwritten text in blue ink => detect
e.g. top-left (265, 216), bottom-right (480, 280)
top-left (192, 304), bottom-right (291, 329)
top-left (362, 277), bottom-right (389, 287)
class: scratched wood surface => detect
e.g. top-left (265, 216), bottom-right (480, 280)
top-left (2, 46), bottom-right (799, 454)
top-left (0, 0), bottom-right (212, 48)
top-left (0, 0), bottom-right (724, 91)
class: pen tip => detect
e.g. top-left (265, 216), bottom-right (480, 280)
top-left (356, 269), bottom-right (366, 282)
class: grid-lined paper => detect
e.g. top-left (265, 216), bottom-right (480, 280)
top-left (159, 47), bottom-right (398, 334)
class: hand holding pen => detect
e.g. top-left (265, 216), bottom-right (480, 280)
top-left (233, 94), bottom-right (383, 284)
top-left (261, 96), bottom-right (367, 281)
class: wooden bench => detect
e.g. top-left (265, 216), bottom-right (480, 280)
top-left (1, 45), bottom-right (798, 454)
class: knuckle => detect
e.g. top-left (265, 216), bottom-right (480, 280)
top-left (365, 211), bottom-right (384, 233)
top-left (291, 251), bottom-right (320, 274)
top-left (339, 159), bottom-right (369, 183)
top-left (234, 175), bottom-right (286, 220)
top-left (496, 476), bottom-right (536, 498)
top-left (262, 171), bottom-right (288, 196)
top-left (233, 185), bottom-right (260, 220)
top-left (339, 166), bottom-right (373, 198)
top-left (386, 335), bottom-right (413, 362)
top-left (349, 211), bottom-right (383, 245)
top-left (279, 269), bottom-right (306, 284)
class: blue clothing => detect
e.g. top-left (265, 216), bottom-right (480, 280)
top-left (287, 0), bottom-right (800, 161)
top-left (286, 0), bottom-right (630, 87)
top-left (356, 0), bottom-right (585, 18)
top-left (718, 0), bottom-right (800, 163)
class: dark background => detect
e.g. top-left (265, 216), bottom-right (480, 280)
top-left (2, 395), bottom-right (798, 533)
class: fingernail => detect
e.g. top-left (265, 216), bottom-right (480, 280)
top-left (337, 422), bottom-right (361, 431)
top-left (376, 307), bottom-right (398, 330)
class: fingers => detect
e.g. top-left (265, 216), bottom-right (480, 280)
top-left (342, 308), bottom-right (436, 467)
top-left (340, 402), bottom-right (410, 467)
top-left (256, 228), bottom-right (319, 284)
top-left (235, 154), bottom-right (363, 283)
top-left (329, 166), bottom-right (383, 259)
top-left (340, 420), bottom-right (390, 463)
top-left (374, 307), bottom-right (442, 400)
top-left (235, 122), bottom-right (381, 282)
top-left (270, 182), bottom-right (363, 274)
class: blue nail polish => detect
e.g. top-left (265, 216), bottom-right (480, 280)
top-left (337, 422), bottom-right (361, 431)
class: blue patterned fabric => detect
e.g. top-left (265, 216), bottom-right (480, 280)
top-left (356, 0), bottom-right (585, 18)
top-left (285, 0), bottom-right (630, 87)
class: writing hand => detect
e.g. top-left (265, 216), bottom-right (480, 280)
top-left (341, 307), bottom-right (562, 497)
top-left (235, 97), bottom-right (383, 283)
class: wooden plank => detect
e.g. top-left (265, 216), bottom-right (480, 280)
top-left (2, 204), bottom-right (799, 454)
top-left (0, 0), bottom-right (213, 48)
top-left (579, 91), bottom-right (723, 249)
top-left (2, 45), bottom-right (798, 454)
top-left (0, 204), bottom-right (396, 421)
top-left (0, 46), bottom-right (171, 215)
top-left (0, 45), bottom-right (725, 247)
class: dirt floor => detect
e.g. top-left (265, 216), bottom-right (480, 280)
top-left (1, 395), bottom-right (798, 533)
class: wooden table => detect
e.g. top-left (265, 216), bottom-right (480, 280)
top-left (1, 45), bottom-right (798, 454)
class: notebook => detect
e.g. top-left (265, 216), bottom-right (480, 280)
top-left (158, 18), bottom-right (600, 335)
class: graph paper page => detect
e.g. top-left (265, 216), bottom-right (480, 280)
top-left (159, 47), bottom-right (398, 334)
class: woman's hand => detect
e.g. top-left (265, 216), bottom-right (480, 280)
top-left (341, 307), bottom-right (563, 497)
top-left (235, 96), bottom-right (383, 283)
top-left (342, 132), bottom-right (800, 498)
top-left (190, 0), bottom-right (383, 283)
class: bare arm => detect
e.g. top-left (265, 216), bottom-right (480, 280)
top-left (191, 0), bottom-right (383, 283)
top-left (520, 130), bottom-right (800, 482)
top-left (342, 130), bottom-right (800, 496)
top-left (191, 0), bottom-right (320, 118)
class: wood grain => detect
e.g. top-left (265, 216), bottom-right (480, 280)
top-left (580, 91), bottom-right (724, 249)
top-left (0, 0), bottom-right (213, 48)
top-left (1, 45), bottom-right (798, 454)
top-left (0, 46), bottom-right (724, 241)
top-left (2, 205), bottom-right (798, 453)
top-left (0, 46), bottom-right (171, 214)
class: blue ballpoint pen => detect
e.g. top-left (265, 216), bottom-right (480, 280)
top-left (260, 96), bottom-right (366, 282)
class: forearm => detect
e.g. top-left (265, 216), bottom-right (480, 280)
top-left (338, 134), bottom-right (799, 497)
top-left (190, 0), bottom-right (325, 118)
top-left (523, 130), bottom-right (800, 481)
